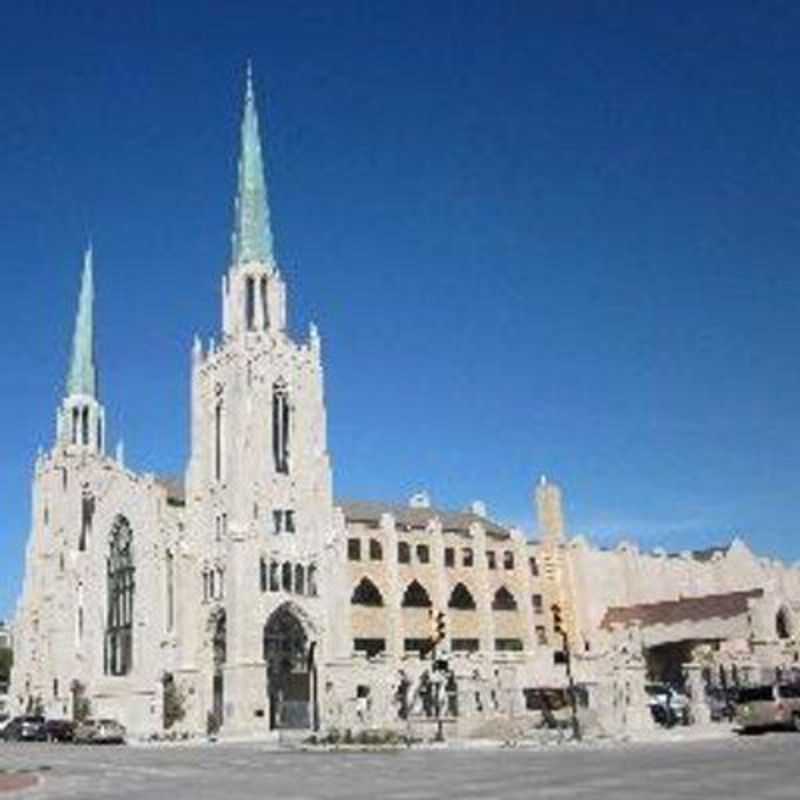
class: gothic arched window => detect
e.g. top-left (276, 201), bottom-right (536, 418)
top-left (104, 515), bottom-right (134, 676)
top-left (79, 491), bottom-right (94, 552)
top-left (214, 401), bottom-right (224, 482)
top-left (81, 406), bottom-right (90, 446)
top-left (402, 580), bottom-right (432, 608)
top-left (492, 586), bottom-right (517, 612)
top-left (260, 276), bottom-right (269, 330)
top-left (308, 564), bottom-right (318, 597)
top-left (245, 275), bottom-right (256, 331)
top-left (260, 558), bottom-right (268, 593)
top-left (448, 582), bottom-right (476, 610)
top-left (352, 577), bottom-right (384, 607)
top-left (272, 380), bottom-right (290, 474)
top-left (777, 607), bottom-right (792, 640)
top-left (282, 561), bottom-right (292, 592)
top-left (165, 550), bottom-right (175, 632)
top-left (294, 564), bottom-right (305, 595)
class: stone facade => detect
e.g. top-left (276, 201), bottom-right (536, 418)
top-left (9, 73), bottom-right (567, 739)
top-left (10, 72), bottom-right (800, 739)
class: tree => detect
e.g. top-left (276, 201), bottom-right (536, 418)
top-left (70, 679), bottom-right (91, 722)
top-left (162, 672), bottom-right (185, 730)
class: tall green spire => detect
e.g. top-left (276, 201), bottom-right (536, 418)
top-left (66, 244), bottom-right (97, 398)
top-left (232, 63), bottom-right (274, 267)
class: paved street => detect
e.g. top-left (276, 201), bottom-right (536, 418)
top-left (0, 734), bottom-right (798, 799)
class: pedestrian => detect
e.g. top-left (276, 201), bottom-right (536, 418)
top-left (419, 671), bottom-right (433, 717)
top-left (446, 671), bottom-right (458, 717)
top-left (395, 670), bottom-right (410, 720)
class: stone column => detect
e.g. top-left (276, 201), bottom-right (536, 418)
top-left (514, 530), bottom-right (536, 652)
top-left (621, 661), bottom-right (655, 733)
top-left (221, 525), bottom-right (268, 736)
top-left (683, 663), bottom-right (710, 725)
top-left (472, 524), bottom-right (495, 655)
top-left (382, 513), bottom-right (403, 658)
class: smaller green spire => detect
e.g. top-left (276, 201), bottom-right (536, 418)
top-left (66, 244), bottom-right (97, 398)
top-left (232, 63), bottom-right (275, 267)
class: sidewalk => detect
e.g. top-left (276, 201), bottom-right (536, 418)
top-left (620, 722), bottom-right (736, 745)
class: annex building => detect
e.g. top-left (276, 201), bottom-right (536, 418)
top-left (10, 72), bottom-right (800, 739)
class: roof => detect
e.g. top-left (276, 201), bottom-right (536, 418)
top-left (337, 499), bottom-right (511, 539)
top-left (665, 544), bottom-right (732, 562)
top-left (601, 588), bottom-right (763, 630)
top-left (689, 545), bottom-right (732, 562)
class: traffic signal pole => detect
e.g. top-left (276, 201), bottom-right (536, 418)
top-left (428, 609), bottom-right (447, 742)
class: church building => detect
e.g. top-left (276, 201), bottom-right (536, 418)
top-left (11, 70), bottom-right (800, 740)
top-left (10, 70), bottom-right (565, 738)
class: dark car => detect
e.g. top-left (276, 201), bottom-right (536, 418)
top-left (706, 687), bottom-right (737, 722)
top-left (43, 719), bottom-right (75, 742)
top-left (0, 715), bottom-right (46, 742)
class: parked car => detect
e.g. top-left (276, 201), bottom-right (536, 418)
top-left (43, 719), bottom-right (75, 742)
top-left (0, 715), bottom-right (46, 742)
top-left (646, 684), bottom-right (689, 726)
top-left (735, 684), bottom-right (800, 732)
top-left (706, 686), bottom-right (737, 722)
top-left (74, 718), bottom-right (126, 744)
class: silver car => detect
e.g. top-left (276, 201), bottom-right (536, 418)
top-left (74, 718), bottom-right (126, 744)
top-left (735, 684), bottom-right (800, 732)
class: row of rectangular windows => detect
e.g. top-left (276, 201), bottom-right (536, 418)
top-left (347, 538), bottom-right (539, 575)
top-left (352, 633), bottom-right (548, 657)
top-left (258, 559), bottom-right (318, 597)
top-left (251, 506), bottom-right (296, 535)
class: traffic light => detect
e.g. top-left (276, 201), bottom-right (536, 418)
top-left (435, 611), bottom-right (446, 643)
top-left (428, 609), bottom-right (447, 644)
top-left (551, 604), bottom-right (563, 635)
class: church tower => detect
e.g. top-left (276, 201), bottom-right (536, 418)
top-left (186, 68), bottom-right (335, 733)
top-left (56, 244), bottom-right (105, 455)
top-left (187, 65), bottom-right (332, 539)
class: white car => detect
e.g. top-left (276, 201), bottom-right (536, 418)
top-left (646, 684), bottom-right (689, 726)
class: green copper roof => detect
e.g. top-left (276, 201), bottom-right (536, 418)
top-left (66, 244), bottom-right (97, 398)
top-left (232, 64), bottom-right (274, 267)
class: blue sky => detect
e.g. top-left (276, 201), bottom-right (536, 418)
top-left (3, 2), bottom-right (800, 618)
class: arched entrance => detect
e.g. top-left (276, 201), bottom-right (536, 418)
top-left (263, 605), bottom-right (315, 730)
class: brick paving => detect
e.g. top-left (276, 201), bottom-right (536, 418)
top-left (0, 774), bottom-right (38, 795)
